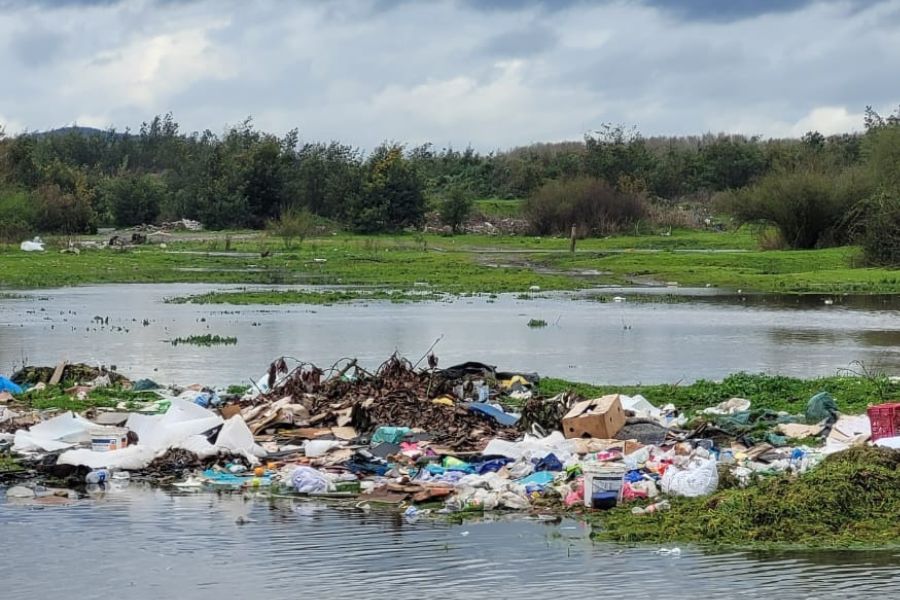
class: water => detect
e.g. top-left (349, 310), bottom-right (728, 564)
top-left (0, 284), bottom-right (898, 385)
top-left (1, 487), bottom-right (897, 599)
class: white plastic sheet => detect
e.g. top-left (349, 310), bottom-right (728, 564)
top-left (304, 439), bottom-right (341, 458)
top-left (702, 397), bottom-right (751, 416)
top-left (875, 436), bottom-right (900, 449)
top-left (57, 400), bottom-right (265, 470)
top-left (13, 412), bottom-right (95, 453)
top-left (482, 431), bottom-right (575, 465)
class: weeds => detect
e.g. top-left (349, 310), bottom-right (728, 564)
top-left (170, 334), bottom-right (237, 347)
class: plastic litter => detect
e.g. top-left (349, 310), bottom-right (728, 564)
top-left (660, 457), bottom-right (718, 497)
top-left (291, 466), bottom-right (330, 494)
top-left (19, 237), bottom-right (44, 252)
top-left (0, 376), bottom-right (23, 395)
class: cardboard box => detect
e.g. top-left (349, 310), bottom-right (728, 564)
top-left (562, 394), bottom-right (626, 439)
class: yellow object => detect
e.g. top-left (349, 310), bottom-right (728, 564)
top-left (432, 396), bottom-right (454, 406)
top-left (500, 375), bottom-right (530, 389)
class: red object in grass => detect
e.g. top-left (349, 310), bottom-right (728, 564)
top-left (867, 403), bottom-right (900, 441)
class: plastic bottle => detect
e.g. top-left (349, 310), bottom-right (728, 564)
top-left (85, 469), bottom-right (110, 484)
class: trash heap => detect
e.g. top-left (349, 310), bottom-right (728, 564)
top-left (1, 355), bottom-right (898, 520)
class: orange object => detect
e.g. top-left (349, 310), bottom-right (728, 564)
top-left (254, 466), bottom-right (266, 477)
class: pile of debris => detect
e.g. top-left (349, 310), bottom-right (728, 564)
top-left (1, 354), bottom-right (897, 520)
top-left (249, 355), bottom-right (523, 450)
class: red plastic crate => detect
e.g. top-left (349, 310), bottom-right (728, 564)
top-left (867, 403), bottom-right (900, 441)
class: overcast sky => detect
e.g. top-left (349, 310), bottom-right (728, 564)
top-left (1, 0), bottom-right (898, 150)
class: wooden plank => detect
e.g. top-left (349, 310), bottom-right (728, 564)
top-left (48, 361), bottom-right (67, 386)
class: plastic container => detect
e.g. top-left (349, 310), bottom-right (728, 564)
top-left (867, 403), bottom-right (900, 441)
top-left (582, 464), bottom-right (625, 508)
top-left (90, 428), bottom-right (129, 452)
top-left (85, 469), bottom-right (110, 484)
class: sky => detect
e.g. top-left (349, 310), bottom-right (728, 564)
top-left (1, 0), bottom-right (899, 150)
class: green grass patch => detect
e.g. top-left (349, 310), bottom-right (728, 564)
top-left (17, 385), bottom-right (159, 411)
top-left (473, 198), bottom-right (523, 219)
top-left (538, 372), bottom-right (898, 415)
top-left (0, 455), bottom-right (24, 473)
top-left (591, 446), bottom-right (900, 548)
top-left (527, 318), bottom-right (548, 328)
top-left (170, 334), bottom-right (237, 347)
top-left (1, 228), bottom-right (897, 294)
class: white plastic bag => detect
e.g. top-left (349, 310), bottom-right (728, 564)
top-left (661, 458), bottom-right (718, 497)
top-left (291, 466), bottom-right (330, 493)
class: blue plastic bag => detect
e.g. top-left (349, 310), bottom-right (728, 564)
top-left (0, 376), bottom-right (23, 396)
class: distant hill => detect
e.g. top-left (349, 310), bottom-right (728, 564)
top-left (31, 126), bottom-right (117, 138)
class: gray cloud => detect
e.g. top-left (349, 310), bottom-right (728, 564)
top-left (479, 25), bottom-right (558, 58)
top-left (8, 26), bottom-right (65, 67)
top-left (0, 0), bottom-right (898, 148)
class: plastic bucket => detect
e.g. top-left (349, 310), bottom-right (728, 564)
top-left (90, 427), bottom-right (129, 452)
top-left (582, 464), bottom-right (625, 508)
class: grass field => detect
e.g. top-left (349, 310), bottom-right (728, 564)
top-left (1, 228), bottom-right (897, 296)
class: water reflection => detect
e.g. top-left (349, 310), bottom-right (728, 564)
top-left (0, 284), bottom-right (898, 386)
top-left (1, 488), bottom-right (897, 599)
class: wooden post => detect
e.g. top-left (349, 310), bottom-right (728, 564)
top-left (569, 225), bottom-right (577, 254)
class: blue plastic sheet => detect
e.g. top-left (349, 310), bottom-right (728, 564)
top-left (467, 402), bottom-right (520, 426)
top-left (533, 453), bottom-right (563, 472)
top-left (517, 470), bottom-right (556, 493)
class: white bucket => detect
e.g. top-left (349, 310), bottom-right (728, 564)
top-left (90, 427), bottom-right (129, 452)
top-left (582, 463), bottom-right (626, 508)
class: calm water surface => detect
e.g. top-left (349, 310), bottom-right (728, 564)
top-left (1, 486), bottom-right (898, 600)
top-left (0, 284), bottom-right (897, 385)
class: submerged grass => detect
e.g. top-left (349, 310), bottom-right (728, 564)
top-left (592, 446), bottom-right (900, 548)
top-left (170, 334), bottom-right (237, 347)
top-left (538, 372), bottom-right (898, 415)
top-left (167, 289), bottom-right (445, 306)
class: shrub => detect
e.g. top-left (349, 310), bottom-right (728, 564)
top-left (268, 207), bottom-right (315, 249)
top-left (0, 188), bottom-right (37, 242)
top-left (727, 170), bottom-right (868, 249)
top-left (32, 184), bottom-right (96, 234)
top-left (848, 189), bottom-right (900, 266)
top-left (524, 176), bottom-right (647, 236)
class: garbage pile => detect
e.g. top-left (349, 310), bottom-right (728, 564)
top-left (1, 355), bottom-right (898, 519)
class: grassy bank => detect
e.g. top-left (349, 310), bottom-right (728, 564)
top-left (538, 372), bottom-right (898, 415)
top-left (591, 446), bottom-right (900, 549)
top-left (1, 229), bottom-right (898, 295)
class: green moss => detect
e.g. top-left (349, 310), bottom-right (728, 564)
top-left (591, 447), bottom-right (900, 548)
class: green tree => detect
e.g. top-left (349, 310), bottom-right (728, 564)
top-left (347, 144), bottom-right (425, 233)
top-left (439, 185), bottom-right (474, 233)
top-left (99, 173), bottom-right (167, 227)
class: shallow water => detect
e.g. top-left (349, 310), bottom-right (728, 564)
top-left (1, 487), bottom-right (898, 600)
top-left (0, 284), bottom-right (898, 385)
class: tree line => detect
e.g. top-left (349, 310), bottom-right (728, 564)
top-left (0, 109), bottom-right (898, 263)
